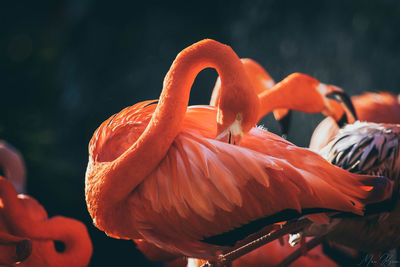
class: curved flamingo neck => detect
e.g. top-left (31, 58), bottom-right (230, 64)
top-left (101, 39), bottom-right (249, 202)
top-left (257, 74), bottom-right (325, 121)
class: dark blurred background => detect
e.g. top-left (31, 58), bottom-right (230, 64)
top-left (2, 0), bottom-right (400, 266)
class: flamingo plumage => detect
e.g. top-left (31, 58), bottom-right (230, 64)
top-left (282, 92), bottom-right (400, 264)
top-left (208, 59), bottom-right (350, 266)
top-left (305, 122), bottom-right (400, 253)
top-left (0, 142), bottom-right (93, 267)
top-left (85, 39), bottom-right (392, 260)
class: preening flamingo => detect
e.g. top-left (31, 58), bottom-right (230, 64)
top-left (310, 91), bottom-right (400, 151)
top-left (85, 39), bottom-right (392, 260)
top-left (0, 142), bottom-right (93, 267)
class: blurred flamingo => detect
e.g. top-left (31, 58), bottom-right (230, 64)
top-left (85, 39), bottom-right (392, 261)
top-left (0, 142), bottom-right (93, 267)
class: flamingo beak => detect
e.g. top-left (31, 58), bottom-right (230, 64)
top-left (273, 109), bottom-right (292, 138)
top-left (216, 120), bottom-right (244, 145)
top-left (323, 84), bottom-right (358, 123)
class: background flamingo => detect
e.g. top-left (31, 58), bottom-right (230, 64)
top-left (278, 92), bottom-right (400, 265)
top-left (0, 142), bottom-right (93, 267)
top-left (295, 122), bottom-right (400, 267)
top-left (85, 40), bottom-right (392, 263)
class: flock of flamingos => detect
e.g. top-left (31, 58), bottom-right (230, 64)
top-left (1, 39), bottom-right (399, 267)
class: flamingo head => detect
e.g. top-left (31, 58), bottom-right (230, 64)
top-left (273, 73), bottom-right (348, 133)
top-left (215, 84), bottom-right (260, 145)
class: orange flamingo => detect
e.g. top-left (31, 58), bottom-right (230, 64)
top-left (310, 91), bottom-right (400, 151)
top-left (0, 142), bottom-right (93, 267)
top-left (85, 39), bottom-right (392, 260)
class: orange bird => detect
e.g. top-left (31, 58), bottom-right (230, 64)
top-left (0, 142), bottom-right (93, 267)
top-left (85, 39), bottom-right (392, 260)
top-left (310, 91), bottom-right (400, 151)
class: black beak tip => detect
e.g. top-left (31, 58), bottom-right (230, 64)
top-left (278, 110), bottom-right (292, 138)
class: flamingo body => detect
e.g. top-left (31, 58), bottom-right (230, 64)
top-left (86, 100), bottom-right (391, 258)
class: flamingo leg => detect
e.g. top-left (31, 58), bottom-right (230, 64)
top-left (201, 218), bottom-right (312, 267)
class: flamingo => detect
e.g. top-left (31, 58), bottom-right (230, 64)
top-left (85, 39), bottom-right (392, 261)
top-left (314, 122), bottom-right (400, 252)
top-left (0, 142), bottom-right (93, 267)
top-left (310, 91), bottom-right (400, 151)
top-left (283, 92), bottom-right (400, 264)
top-left (0, 141), bottom-right (31, 266)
